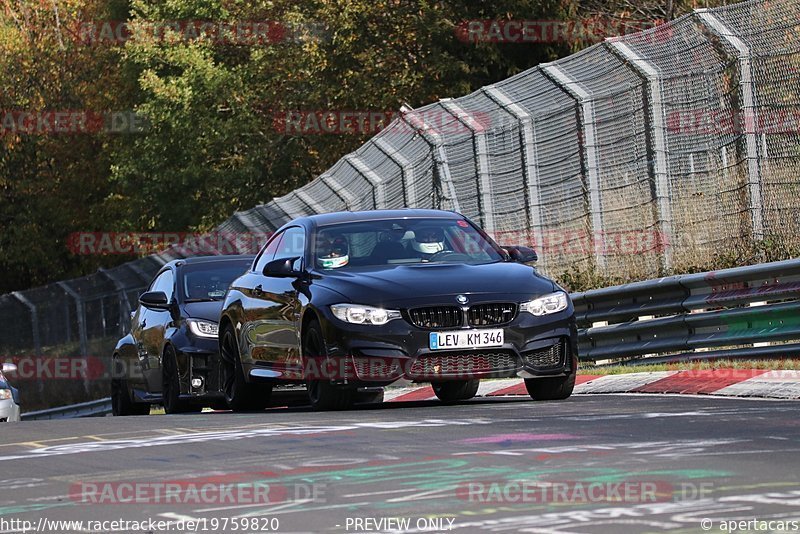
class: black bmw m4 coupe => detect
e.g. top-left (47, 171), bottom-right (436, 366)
top-left (219, 209), bottom-right (578, 411)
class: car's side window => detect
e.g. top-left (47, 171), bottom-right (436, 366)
top-left (150, 270), bottom-right (175, 301)
top-left (274, 227), bottom-right (305, 261)
top-left (254, 231), bottom-right (285, 273)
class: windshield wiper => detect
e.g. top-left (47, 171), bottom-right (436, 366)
top-left (184, 298), bottom-right (221, 303)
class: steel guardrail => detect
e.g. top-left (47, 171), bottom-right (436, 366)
top-left (573, 257), bottom-right (800, 364)
top-left (16, 258), bottom-right (800, 417)
top-left (21, 397), bottom-right (112, 420)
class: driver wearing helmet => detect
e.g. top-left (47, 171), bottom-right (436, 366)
top-left (317, 234), bottom-right (350, 269)
top-left (411, 227), bottom-right (446, 258)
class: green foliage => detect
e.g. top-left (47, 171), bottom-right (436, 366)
top-left (0, 0), bottom-right (753, 293)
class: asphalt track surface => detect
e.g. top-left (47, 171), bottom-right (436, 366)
top-left (1, 395), bottom-right (800, 534)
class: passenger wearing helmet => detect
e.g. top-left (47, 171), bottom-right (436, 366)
top-left (411, 227), bottom-right (446, 258)
top-left (317, 234), bottom-right (350, 269)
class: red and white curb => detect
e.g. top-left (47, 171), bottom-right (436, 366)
top-left (384, 370), bottom-right (800, 402)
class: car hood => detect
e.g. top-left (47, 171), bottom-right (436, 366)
top-left (181, 301), bottom-right (224, 322)
top-left (313, 262), bottom-right (557, 307)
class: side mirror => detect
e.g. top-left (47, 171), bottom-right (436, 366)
top-left (505, 246), bottom-right (538, 263)
top-left (263, 256), bottom-right (302, 278)
top-left (139, 290), bottom-right (171, 309)
top-left (2, 363), bottom-right (17, 374)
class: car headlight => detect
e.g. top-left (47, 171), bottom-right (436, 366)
top-left (330, 304), bottom-right (401, 325)
top-left (520, 291), bottom-right (569, 316)
top-left (0, 389), bottom-right (11, 400)
top-left (187, 319), bottom-right (219, 338)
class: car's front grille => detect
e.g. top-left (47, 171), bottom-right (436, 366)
top-left (468, 303), bottom-right (517, 326)
top-left (407, 303), bottom-right (518, 329)
top-left (407, 306), bottom-right (462, 329)
top-left (523, 341), bottom-right (566, 369)
top-left (408, 351), bottom-right (517, 378)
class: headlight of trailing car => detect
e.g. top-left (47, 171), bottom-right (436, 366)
top-left (520, 291), bottom-right (569, 316)
top-left (0, 389), bottom-right (11, 400)
top-left (187, 319), bottom-right (219, 338)
top-left (330, 304), bottom-right (401, 325)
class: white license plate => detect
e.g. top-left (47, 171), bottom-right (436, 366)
top-left (429, 329), bottom-right (504, 350)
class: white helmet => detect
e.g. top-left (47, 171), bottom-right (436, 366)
top-left (317, 235), bottom-right (349, 269)
top-left (412, 227), bottom-right (445, 255)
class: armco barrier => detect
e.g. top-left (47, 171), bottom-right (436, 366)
top-left (574, 257), bottom-right (800, 363)
top-left (15, 257), bottom-right (800, 419)
top-left (21, 397), bottom-right (112, 420)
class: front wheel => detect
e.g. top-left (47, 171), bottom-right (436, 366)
top-left (303, 321), bottom-right (354, 411)
top-left (524, 373), bottom-right (576, 401)
top-left (220, 324), bottom-right (272, 412)
top-left (111, 358), bottom-right (150, 416)
top-left (162, 346), bottom-right (201, 414)
top-left (432, 379), bottom-right (480, 403)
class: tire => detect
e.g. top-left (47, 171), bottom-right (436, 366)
top-left (162, 346), bottom-right (201, 414)
top-left (432, 379), bottom-right (480, 403)
top-left (524, 372), bottom-right (576, 401)
top-left (220, 323), bottom-right (272, 412)
top-left (111, 358), bottom-right (150, 416)
top-left (303, 321), bottom-right (354, 411)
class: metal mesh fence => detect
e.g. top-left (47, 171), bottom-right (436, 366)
top-left (1, 0), bottom-right (798, 407)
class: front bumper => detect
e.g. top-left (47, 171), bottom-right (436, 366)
top-left (173, 334), bottom-right (224, 398)
top-left (318, 306), bottom-right (578, 386)
top-left (0, 398), bottom-right (20, 422)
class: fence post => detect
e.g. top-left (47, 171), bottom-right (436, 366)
top-left (483, 85), bottom-right (546, 268)
top-left (227, 211), bottom-right (271, 254)
top-left (321, 172), bottom-right (358, 211)
top-left (695, 9), bottom-right (764, 240)
top-left (98, 268), bottom-right (131, 337)
top-left (374, 138), bottom-right (417, 207)
top-left (344, 154), bottom-right (387, 209)
top-left (56, 282), bottom-right (88, 358)
top-left (11, 291), bottom-right (41, 356)
top-left (271, 196), bottom-right (308, 221)
top-left (400, 111), bottom-right (461, 212)
top-left (440, 99), bottom-right (495, 234)
top-left (542, 64), bottom-right (606, 270)
top-left (295, 189), bottom-right (326, 214)
top-left (607, 40), bottom-right (674, 271)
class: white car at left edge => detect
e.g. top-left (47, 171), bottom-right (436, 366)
top-left (0, 363), bottom-right (20, 422)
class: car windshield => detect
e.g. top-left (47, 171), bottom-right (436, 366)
top-left (181, 262), bottom-right (250, 302)
top-left (313, 217), bottom-right (504, 270)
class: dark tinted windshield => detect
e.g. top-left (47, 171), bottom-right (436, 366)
top-left (181, 261), bottom-right (251, 301)
top-left (313, 217), bottom-right (504, 270)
